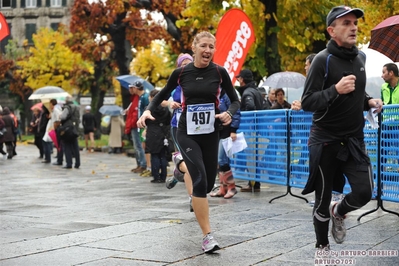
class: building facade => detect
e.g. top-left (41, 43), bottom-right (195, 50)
top-left (1, 0), bottom-right (73, 51)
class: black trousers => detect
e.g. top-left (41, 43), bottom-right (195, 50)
top-left (34, 135), bottom-right (43, 157)
top-left (312, 142), bottom-right (373, 246)
top-left (177, 129), bottom-right (219, 198)
top-left (62, 138), bottom-right (80, 168)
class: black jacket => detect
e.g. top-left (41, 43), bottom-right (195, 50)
top-left (238, 81), bottom-right (263, 111)
top-left (301, 40), bottom-right (371, 138)
top-left (301, 40), bottom-right (373, 195)
top-left (145, 106), bottom-right (171, 154)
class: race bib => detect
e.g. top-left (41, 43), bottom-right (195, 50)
top-left (186, 103), bottom-right (215, 135)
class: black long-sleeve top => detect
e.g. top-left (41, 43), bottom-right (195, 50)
top-left (301, 40), bottom-right (372, 139)
top-left (146, 62), bottom-right (240, 132)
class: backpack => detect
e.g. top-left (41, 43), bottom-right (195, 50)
top-left (66, 104), bottom-right (80, 130)
top-left (58, 105), bottom-right (80, 141)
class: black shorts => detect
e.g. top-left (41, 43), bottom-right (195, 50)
top-left (84, 129), bottom-right (94, 135)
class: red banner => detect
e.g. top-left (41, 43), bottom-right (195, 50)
top-left (213, 8), bottom-right (255, 84)
top-left (0, 12), bottom-right (10, 41)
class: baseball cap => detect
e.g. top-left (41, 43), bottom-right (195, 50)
top-left (235, 69), bottom-right (253, 81)
top-left (129, 80), bottom-right (144, 90)
top-left (85, 106), bottom-right (91, 111)
top-left (327, 6), bottom-right (364, 27)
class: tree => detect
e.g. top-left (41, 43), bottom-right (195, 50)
top-left (69, 0), bottom-right (172, 110)
top-left (18, 27), bottom-right (93, 95)
top-left (131, 40), bottom-right (175, 87)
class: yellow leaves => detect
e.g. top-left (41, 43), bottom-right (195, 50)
top-left (18, 27), bottom-right (93, 93)
top-left (304, 29), bottom-right (311, 39)
top-left (131, 40), bottom-right (174, 88)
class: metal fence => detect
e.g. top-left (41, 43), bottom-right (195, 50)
top-left (230, 105), bottom-right (399, 205)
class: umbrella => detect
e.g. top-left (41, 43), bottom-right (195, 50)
top-left (366, 76), bottom-right (385, 99)
top-left (369, 15), bottom-right (399, 62)
top-left (28, 86), bottom-right (72, 100)
top-left (30, 102), bottom-right (43, 111)
top-left (99, 105), bottom-right (123, 116)
top-left (116, 75), bottom-right (155, 92)
top-left (55, 96), bottom-right (80, 106)
top-left (261, 71), bottom-right (306, 89)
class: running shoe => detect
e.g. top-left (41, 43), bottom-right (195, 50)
top-left (202, 233), bottom-right (220, 253)
top-left (166, 152), bottom-right (184, 189)
top-left (330, 202), bottom-right (346, 244)
top-left (165, 176), bottom-right (178, 189)
top-left (173, 152), bottom-right (184, 181)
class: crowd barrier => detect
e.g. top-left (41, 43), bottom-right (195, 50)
top-left (230, 104), bottom-right (399, 219)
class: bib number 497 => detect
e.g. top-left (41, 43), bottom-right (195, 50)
top-left (192, 112), bottom-right (211, 125)
top-left (186, 103), bottom-right (215, 135)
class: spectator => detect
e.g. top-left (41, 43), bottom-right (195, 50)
top-left (380, 63), bottom-right (399, 172)
top-left (381, 63), bottom-right (399, 105)
top-left (236, 69), bottom-right (263, 192)
top-left (124, 80), bottom-right (148, 174)
top-left (59, 97), bottom-right (81, 169)
top-left (1, 107), bottom-right (16, 159)
top-left (0, 109), bottom-right (7, 159)
top-left (9, 109), bottom-right (18, 156)
top-left (38, 105), bottom-right (50, 160)
top-left (271, 88), bottom-right (291, 109)
top-left (42, 99), bottom-right (61, 164)
top-left (30, 107), bottom-right (43, 159)
top-left (305, 53), bottom-right (316, 75)
top-left (263, 88), bottom-right (276, 110)
top-left (108, 115), bottom-right (125, 154)
top-left (210, 92), bottom-right (241, 199)
top-left (145, 90), bottom-right (171, 183)
top-left (257, 87), bottom-right (269, 110)
top-left (82, 106), bottom-right (97, 152)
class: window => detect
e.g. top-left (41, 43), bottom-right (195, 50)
top-left (1, 0), bottom-right (12, 8)
top-left (50, 22), bottom-right (59, 31)
top-left (51, 0), bottom-right (61, 7)
top-left (26, 0), bottom-right (37, 8)
top-left (25, 23), bottom-right (36, 45)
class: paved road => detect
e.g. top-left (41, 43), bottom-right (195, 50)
top-left (0, 144), bottom-right (398, 266)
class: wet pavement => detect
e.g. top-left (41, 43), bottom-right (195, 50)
top-left (0, 143), bottom-right (398, 266)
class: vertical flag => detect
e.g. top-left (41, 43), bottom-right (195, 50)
top-left (0, 12), bottom-right (10, 41)
top-left (213, 8), bottom-right (255, 84)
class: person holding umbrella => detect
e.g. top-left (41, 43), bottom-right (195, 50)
top-left (59, 96), bottom-right (81, 169)
top-left (124, 81), bottom-right (149, 174)
top-left (301, 5), bottom-right (383, 252)
top-left (108, 114), bottom-right (125, 154)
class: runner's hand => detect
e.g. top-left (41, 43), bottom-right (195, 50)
top-left (137, 110), bottom-right (154, 128)
top-left (215, 112), bottom-right (232, 126)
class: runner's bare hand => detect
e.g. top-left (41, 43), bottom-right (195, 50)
top-left (137, 110), bottom-right (154, 128)
top-left (335, 75), bottom-right (356, 95)
top-left (215, 112), bottom-right (232, 126)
